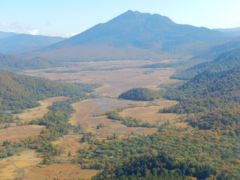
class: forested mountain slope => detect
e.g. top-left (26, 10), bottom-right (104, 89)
top-left (165, 67), bottom-right (240, 113)
top-left (174, 48), bottom-right (240, 80)
top-left (0, 70), bottom-right (94, 111)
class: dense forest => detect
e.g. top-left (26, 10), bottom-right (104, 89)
top-left (163, 67), bottom-right (240, 113)
top-left (157, 49), bottom-right (240, 140)
top-left (95, 153), bottom-right (215, 180)
top-left (78, 126), bottom-right (240, 179)
top-left (119, 88), bottom-right (162, 101)
top-left (0, 70), bottom-right (95, 111)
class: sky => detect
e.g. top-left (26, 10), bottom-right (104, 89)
top-left (1, 0), bottom-right (240, 37)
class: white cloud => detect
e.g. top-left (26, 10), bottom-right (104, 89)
top-left (28, 29), bottom-right (40, 35)
top-left (0, 22), bottom-right (42, 35)
top-left (64, 32), bottom-right (78, 38)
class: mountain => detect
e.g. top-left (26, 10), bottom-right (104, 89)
top-left (0, 33), bottom-right (64, 54)
top-left (0, 31), bottom-right (17, 39)
top-left (217, 27), bottom-right (240, 36)
top-left (174, 48), bottom-right (240, 80)
top-left (164, 65), bottom-right (240, 136)
top-left (0, 70), bottom-right (94, 111)
top-left (179, 68), bottom-right (240, 100)
top-left (164, 66), bottom-right (240, 114)
top-left (36, 10), bottom-right (225, 61)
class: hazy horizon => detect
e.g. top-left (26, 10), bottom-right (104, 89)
top-left (1, 0), bottom-right (240, 37)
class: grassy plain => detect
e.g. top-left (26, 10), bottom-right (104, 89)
top-left (53, 134), bottom-right (89, 158)
top-left (118, 100), bottom-right (184, 126)
top-left (23, 163), bottom-right (99, 180)
top-left (0, 125), bottom-right (44, 143)
top-left (0, 150), bottom-right (41, 180)
top-left (70, 98), bottom-right (157, 138)
top-left (24, 60), bottom-right (179, 97)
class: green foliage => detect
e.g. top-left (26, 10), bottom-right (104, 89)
top-left (35, 100), bottom-right (81, 141)
top-left (164, 68), bottom-right (240, 114)
top-left (0, 70), bottom-right (95, 111)
top-left (37, 142), bottom-right (62, 164)
top-left (15, 99), bottom-right (83, 164)
top-left (0, 141), bottom-right (24, 158)
top-left (119, 88), bottom-right (162, 101)
top-left (78, 127), bottom-right (240, 178)
top-left (187, 108), bottom-right (240, 136)
top-left (107, 112), bottom-right (155, 128)
top-left (0, 111), bottom-right (13, 124)
top-left (95, 153), bottom-right (215, 180)
top-left (80, 133), bottom-right (94, 143)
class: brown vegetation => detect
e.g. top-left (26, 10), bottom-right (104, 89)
top-left (0, 125), bottom-right (44, 143)
top-left (23, 163), bottom-right (99, 180)
top-left (0, 150), bottom-right (41, 180)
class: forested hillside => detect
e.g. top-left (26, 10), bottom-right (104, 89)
top-left (0, 70), bottom-right (95, 111)
top-left (0, 53), bottom-right (59, 70)
top-left (95, 153), bottom-right (215, 180)
top-left (164, 67), bottom-right (240, 113)
top-left (161, 51), bottom-right (240, 137)
top-left (174, 49), bottom-right (240, 80)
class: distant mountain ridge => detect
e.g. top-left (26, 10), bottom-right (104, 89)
top-left (35, 10), bottom-right (226, 61)
top-left (51, 11), bottom-right (222, 48)
top-left (1, 10), bottom-right (240, 66)
top-left (0, 31), bottom-right (17, 39)
top-left (0, 32), bottom-right (64, 54)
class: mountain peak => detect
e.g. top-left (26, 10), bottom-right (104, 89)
top-left (123, 10), bottom-right (144, 15)
top-left (121, 10), bottom-right (170, 19)
top-left (42, 10), bottom-right (223, 60)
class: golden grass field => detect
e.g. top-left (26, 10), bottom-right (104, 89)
top-left (16, 96), bottom-right (67, 124)
top-left (119, 100), bottom-right (184, 125)
top-left (23, 163), bottom-right (99, 180)
top-left (70, 98), bottom-right (157, 139)
top-left (53, 134), bottom-right (89, 158)
top-left (24, 60), bottom-right (179, 97)
top-left (0, 150), bottom-right (42, 180)
top-left (0, 125), bottom-right (44, 143)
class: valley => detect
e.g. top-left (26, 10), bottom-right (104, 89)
top-left (0, 5), bottom-right (240, 179)
top-left (1, 57), bottom-right (238, 179)
top-left (0, 60), bottom-right (186, 179)
top-left (24, 60), bottom-right (179, 97)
